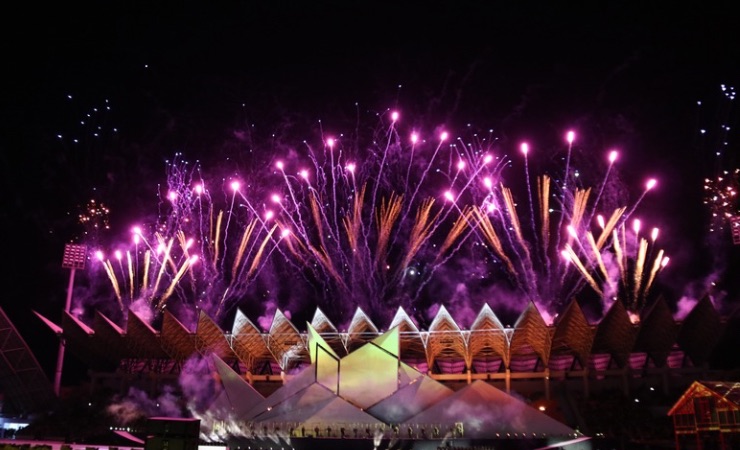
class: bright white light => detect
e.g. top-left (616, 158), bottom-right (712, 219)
top-left (566, 130), bottom-right (575, 144)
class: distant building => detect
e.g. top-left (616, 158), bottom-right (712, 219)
top-left (668, 380), bottom-right (740, 450)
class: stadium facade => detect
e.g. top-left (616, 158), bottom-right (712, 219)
top-left (19, 295), bottom-right (739, 447)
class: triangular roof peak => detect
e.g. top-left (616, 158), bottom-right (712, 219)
top-left (471, 303), bottom-right (505, 331)
top-left (95, 310), bottom-right (125, 334)
top-left (310, 307), bottom-right (339, 333)
top-left (347, 307), bottom-right (378, 334)
top-left (389, 306), bottom-right (419, 332)
top-left (513, 301), bottom-right (547, 329)
top-left (268, 308), bottom-right (298, 335)
top-left (231, 308), bottom-right (261, 335)
top-left (428, 305), bottom-right (460, 332)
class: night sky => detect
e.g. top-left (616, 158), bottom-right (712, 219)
top-left (1, 2), bottom-right (739, 383)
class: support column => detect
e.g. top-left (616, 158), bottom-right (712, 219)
top-left (505, 368), bottom-right (511, 394)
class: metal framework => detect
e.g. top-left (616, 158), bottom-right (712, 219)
top-left (31, 296), bottom-right (734, 397)
top-left (0, 307), bottom-right (55, 415)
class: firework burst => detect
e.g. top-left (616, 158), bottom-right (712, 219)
top-left (86, 111), bottom-right (667, 326)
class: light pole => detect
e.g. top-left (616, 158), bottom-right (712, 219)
top-left (55, 243), bottom-right (87, 396)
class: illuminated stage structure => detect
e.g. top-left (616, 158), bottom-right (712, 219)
top-left (201, 326), bottom-right (584, 449)
top-left (30, 294), bottom-right (738, 447)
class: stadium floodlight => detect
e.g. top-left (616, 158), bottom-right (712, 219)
top-left (54, 243), bottom-right (87, 396)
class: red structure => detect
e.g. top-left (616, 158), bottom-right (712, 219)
top-left (668, 381), bottom-right (740, 450)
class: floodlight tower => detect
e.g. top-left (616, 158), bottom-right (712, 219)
top-left (55, 243), bottom-right (87, 396)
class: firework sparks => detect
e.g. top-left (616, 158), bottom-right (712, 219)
top-left (83, 113), bottom-right (667, 325)
top-left (704, 168), bottom-right (739, 233)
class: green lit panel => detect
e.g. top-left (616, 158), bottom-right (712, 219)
top-left (339, 342), bottom-right (398, 408)
top-left (316, 344), bottom-right (339, 394)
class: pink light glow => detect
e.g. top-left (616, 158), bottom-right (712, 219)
top-left (132, 226), bottom-right (142, 236)
top-left (661, 256), bottom-right (670, 267)
top-left (457, 159), bottom-right (466, 170)
top-left (95, 250), bottom-right (104, 261)
top-left (443, 190), bottom-right (454, 201)
top-left (483, 177), bottom-right (493, 189)
top-left (185, 238), bottom-right (194, 250)
top-left (270, 194), bottom-right (281, 203)
top-left (327, 138), bottom-right (335, 148)
top-left (608, 150), bottom-right (618, 163)
top-left (597, 215), bottom-right (605, 229)
top-left (194, 183), bottom-right (204, 195)
top-left (651, 227), bottom-right (659, 241)
top-left (646, 178), bottom-right (657, 190)
top-left (440, 131), bottom-right (448, 142)
top-left (483, 154), bottom-right (493, 164)
top-left (390, 111), bottom-right (399, 122)
top-left (280, 229), bottom-right (291, 238)
top-left (114, 250), bottom-right (122, 260)
top-left (275, 161), bottom-right (284, 171)
top-left (633, 219), bottom-right (641, 234)
top-left (133, 234), bottom-right (140, 245)
top-left (167, 191), bottom-right (177, 202)
top-left (299, 169), bottom-right (309, 180)
top-left (411, 133), bottom-right (419, 144)
top-left (265, 210), bottom-right (274, 221)
top-left (230, 180), bottom-right (241, 192)
top-left (561, 250), bottom-right (571, 262)
top-left (189, 255), bottom-right (199, 264)
top-left (566, 130), bottom-right (575, 144)
top-left (520, 142), bottom-right (529, 155)
top-left (567, 225), bottom-right (577, 238)
top-left (345, 163), bottom-right (356, 173)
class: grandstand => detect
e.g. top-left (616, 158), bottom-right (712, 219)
top-left (31, 295), bottom-right (739, 401)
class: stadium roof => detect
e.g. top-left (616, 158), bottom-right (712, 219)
top-left (0, 307), bottom-right (55, 415)
top-left (32, 296), bottom-right (732, 379)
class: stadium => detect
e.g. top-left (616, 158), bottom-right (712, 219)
top-left (2, 292), bottom-right (738, 449)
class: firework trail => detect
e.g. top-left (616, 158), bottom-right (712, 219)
top-left (467, 131), bottom-right (668, 316)
top-left (85, 112), bottom-right (668, 326)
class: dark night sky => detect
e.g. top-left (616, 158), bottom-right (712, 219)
top-left (1, 2), bottom-right (739, 383)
